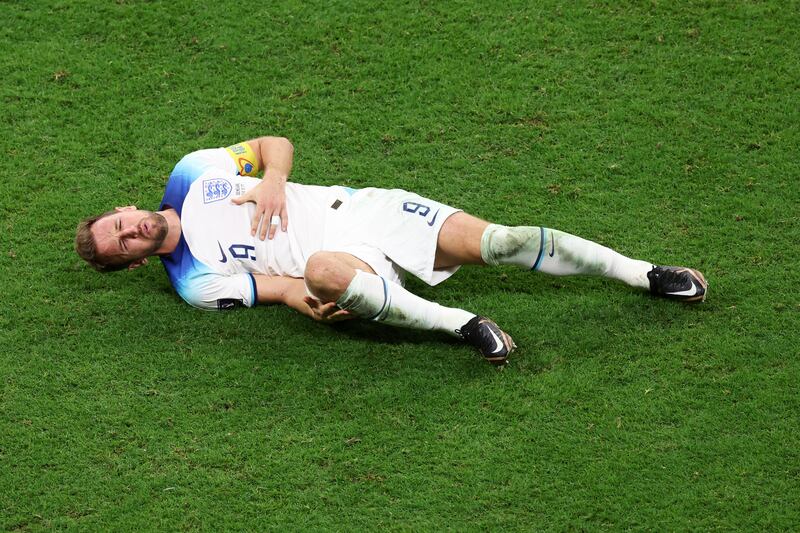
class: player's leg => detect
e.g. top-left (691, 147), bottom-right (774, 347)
top-left (435, 212), bottom-right (707, 301)
top-left (304, 250), bottom-right (514, 365)
top-left (305, 250), bottom-right (477, 336)
top-left (433, 212), bottom-right (654, 285)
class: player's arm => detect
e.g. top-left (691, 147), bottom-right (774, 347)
top-left (229, 136), bottom-right (295, 241)
top-left (253, 274), bottom-right (352, 323)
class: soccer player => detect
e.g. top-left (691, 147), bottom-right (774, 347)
top-left (75, 137), bottom-right (707, 366)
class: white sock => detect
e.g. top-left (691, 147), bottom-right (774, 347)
top-left (336, 270), bottom-right (475, 337)
top-left (480, 224), bottom-right (653, 289)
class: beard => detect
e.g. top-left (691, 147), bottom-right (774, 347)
top-left (139, 211), bottom-right (169, 255)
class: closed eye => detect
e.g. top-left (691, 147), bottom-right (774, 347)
top-left (116, 218), bottom-right (127, 252)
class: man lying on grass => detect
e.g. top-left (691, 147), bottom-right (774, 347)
top-left (75, 136), bottom-right (707, 366)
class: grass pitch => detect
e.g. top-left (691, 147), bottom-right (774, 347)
top-left (1, 1), bottom-right (799, 530)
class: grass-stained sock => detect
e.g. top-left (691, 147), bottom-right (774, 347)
top-left (480, 224), bottom-right (652, 289)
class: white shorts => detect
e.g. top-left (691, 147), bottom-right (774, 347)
top-left (322, 187), bottom-right (462, 286)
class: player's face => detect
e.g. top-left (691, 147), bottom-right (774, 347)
top-left (92, 208), bottom-right (168, 267)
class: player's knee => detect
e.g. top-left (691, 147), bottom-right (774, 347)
top-left (480, 224), bottom-right (542, 267)
top-left (304, 252), bottom-right (354, 302)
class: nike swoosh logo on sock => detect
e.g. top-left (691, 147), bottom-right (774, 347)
top-left (548, 231), bottom-right (555, 257)
top-left (427, 209), bottom-right (440, 227)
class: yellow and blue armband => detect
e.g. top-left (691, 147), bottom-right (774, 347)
top-left (224, 142), bottom-right (261, 177)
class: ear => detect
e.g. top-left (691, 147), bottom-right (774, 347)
top-left (115, 205), bottom-right (137, 212)
top-left (127, 257), bottom-right (149, 270)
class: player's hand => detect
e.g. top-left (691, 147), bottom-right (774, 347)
top-left (303, 297), bottom-right (354, 323)
top-left (231, 178), bottom-right (288, 240)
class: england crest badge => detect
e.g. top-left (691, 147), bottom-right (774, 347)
top-left (202, 178), bottom-right (232, 204)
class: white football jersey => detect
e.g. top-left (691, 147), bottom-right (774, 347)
top-left (159, 148), bottom-right (351, 310)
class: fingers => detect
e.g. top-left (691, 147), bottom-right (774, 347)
top-left (230, 190), bottom-right (264, 237)
top-left (249, 204), bottom-right (263, 237)
top-left (266, 205), bottom-right (287, 240)
top-left (257, 204), bottom-right (282, 240)
top-left (230, 194), bottom-right (247, 205)
top-left (258, 210), bottom-right (270, 240)
top-left (229, 190), bottom-right (265, 237)
top-left (326, 309), bottom-right (353, 322)
top-left (267, 213), bottom-right (279, 240)
top-left (305, 301), bottom-right (352, 323)
top-left (304, 297), bottom-right (329, 322)
top-left (316, 302), bottom-right (339, 317)
top-left (280, 205), bottom-right (288, 233)
top-left (231, 183), bottom-right (288, 240)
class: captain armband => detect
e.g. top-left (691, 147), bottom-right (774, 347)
top-left (224, 142), bottom-right (261, 177)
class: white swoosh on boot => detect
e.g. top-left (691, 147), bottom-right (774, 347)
top-left (489, 329), bottom-right (504, 354)
top-left (668, 284), bottom-right (700, 297)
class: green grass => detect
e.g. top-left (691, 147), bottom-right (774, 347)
top-left (2, 0), bottom-right (799, 530)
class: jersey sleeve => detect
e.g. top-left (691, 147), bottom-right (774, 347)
top-left (176, 271), bottom-right (257, 311)
top-left (161, 148), bottom-right (239, 213)
top-left (224, 142), bottom-right (261, 177)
